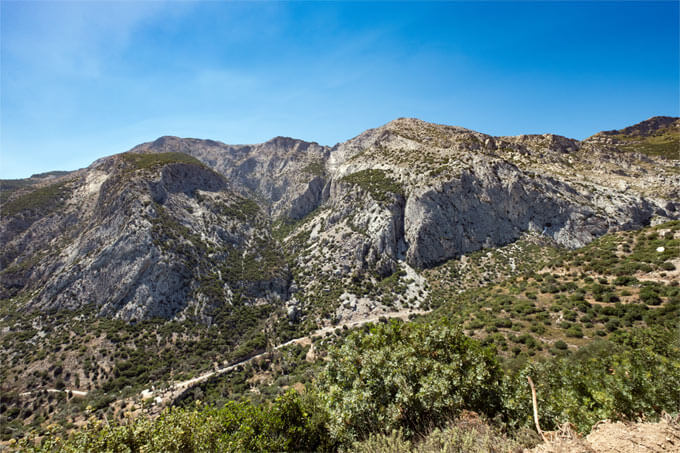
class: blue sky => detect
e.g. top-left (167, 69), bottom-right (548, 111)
top-left (1, 1), bottom-right (678, 179)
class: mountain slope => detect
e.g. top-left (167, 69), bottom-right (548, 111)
top-left (1, 116), bottom-right (680, 444)
top-left (277, 117), bottom-right (677, 324)
top-left (1, 152), bottom-right (288, 321)
top-left (5, 220), bottom-right (678, 450)
top-left (1, 117), bottom-right (678, 324)
top-left (130, 135), bottom-right (331, 220)
top-left (585, 116), bottom-right (679, 159)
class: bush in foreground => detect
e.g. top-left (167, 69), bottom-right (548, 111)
top-left (15, 322), bottom-right (679, 452)
top-left (504, 334), bottom-right (680, 433)
top-left (315, 319), bottom-right (504, 444)
top-left (17, 391), bottom-right (334, 453)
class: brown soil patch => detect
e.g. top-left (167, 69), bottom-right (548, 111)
top-left (586, 417), bottom-right (680, 453)
top-left (529, 416), bottom-right (680, 453)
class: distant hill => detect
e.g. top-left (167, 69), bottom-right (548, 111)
top-left (586, 116), bottom-right (679, 159)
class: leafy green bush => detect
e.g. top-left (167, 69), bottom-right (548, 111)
top-left (504, 339), bottom-right (680, 433)
top-left (640, 287), bottom-right (662, 306)
top-left (661, 261), bottom-right (676, 271)
top-left (554, 340), bottom-right (568, 350)
top-left (19, 391), bottom-right (334, 452)
top-left (315, 319), bottom-right (503, 443)
top-left (565, 325), bottom-right (583, 338)
top-left (352, 416), bottom-right (522, 453)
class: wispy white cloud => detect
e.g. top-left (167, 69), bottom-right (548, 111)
top-left (2, 1), bottom-right (190, 78)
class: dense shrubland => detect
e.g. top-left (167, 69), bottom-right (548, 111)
top-left (14, 318), bottom-right (679, 452)
top-left (317, 320), bottom-right (503, 444)
top-left (425, 221), bottom-right (680, 362)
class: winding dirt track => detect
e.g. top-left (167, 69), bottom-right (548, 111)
top-left (144, 308), bottom-right (428, 404)
top-left (17, 309), bottom-right (427, 407)
top-left (19, 388), bottom-right (88, 397)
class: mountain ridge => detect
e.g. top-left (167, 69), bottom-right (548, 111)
top-left (1, 116), bottom-right (678, 322)
top-left (3, 115), bottom-right (676, 182)
top-left (2, 116), bottom-right (680, 446)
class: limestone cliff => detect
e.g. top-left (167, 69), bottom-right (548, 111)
top-left (1, 116), bottom-right (678, 323)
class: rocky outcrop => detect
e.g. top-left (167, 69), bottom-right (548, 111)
top-left (130, 135), bottom-right (331, 220)
top-left (597, 116), bottom-right (679, 137)
top-left (307, 117), bottom-right (677, 271)
top-left (401, 159), bottom-right (662, 268)
top-left (583, 116), bottom-right (679, 160)
top-left (1, 154), bottom-right (289, 321)
top-left (1, 116), bottom-right (678, 322)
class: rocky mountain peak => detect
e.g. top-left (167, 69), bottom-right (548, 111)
top-left (150, 135), bottom-right (184, 148)
top-left (132, 136), bottom-right (227, 156)
top-left (263, 136), bottom-right (321, 151)
top-left (584, 116), bottom-right (679, 159)
top-left (597, 116), bottom-right (679, 138)
top-left (1, 116), bottom-right (678, 323)
top-left (128, 135), bottom-right (332, 219)
top-left (376, 117), bottom-right (481, 145)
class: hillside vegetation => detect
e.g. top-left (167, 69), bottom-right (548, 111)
top-left (8, 221), bottom-right (679, 451)
top-left (595, 116), bottom-right (680, 159)
top-left (1, 116), bottom-right (679, 451)
top-left (11, 319), bottom-right (678, 452)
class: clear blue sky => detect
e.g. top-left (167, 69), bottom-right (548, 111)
top-left (1, 1), bottom-right (678, 179)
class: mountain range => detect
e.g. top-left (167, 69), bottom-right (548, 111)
top-left (1, 116), bottom-right (679, 446)
top-left (2, 116), bottom-right (678, 322)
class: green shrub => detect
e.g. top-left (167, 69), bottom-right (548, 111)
top-left (353, 417), bottom-right (521, 453)
top-left (566, 325), bottom-right (584, 338)
top-left (20, 391), bottom-right (334, 452)
top-left (640, 288), bottom-right (662, 306)
top-left (341, 169), bottom-right (404, 204)
top-left (494, 318), bottom-right (512, 329)
top-left (316, 319), bottom-right (503, 443)
top-left (504, 338), bottom-right (680, 433)
top-left (554, 340), bottom-right (568, 350)
top-left (614, 276), bottom-right (637, 286)
top-left (661, 262), bottom-right (676, 271)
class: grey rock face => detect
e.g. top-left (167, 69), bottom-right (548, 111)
top-left (305, 117), bottom-right (677, 274)
top-left (401, 159), bottom-right (656, 268)
top-left (1, 116), bottom-right (678, 322)
top-left (2, 155), bottom-right (288, 321)
top-left (131, 135), bottom-right (331, 220)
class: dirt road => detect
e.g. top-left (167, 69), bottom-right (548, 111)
top-left (19, 388), bottom-right (88, 397)
top-left (143, 308), bottom-right (428, 404)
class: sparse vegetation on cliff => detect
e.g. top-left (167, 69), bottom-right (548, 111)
top-left (121, 152), bottom-right (207, 171)
top-left (341, 169), bottom-right (404, 203)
